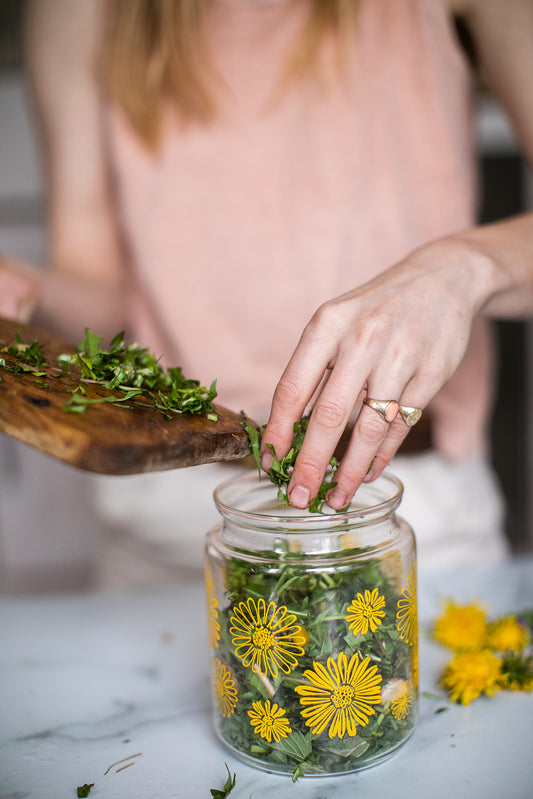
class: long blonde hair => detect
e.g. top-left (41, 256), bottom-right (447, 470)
top-left (101, 0), bottom-right (359, 149)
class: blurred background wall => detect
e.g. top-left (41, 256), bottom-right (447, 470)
top-left (1, 2), bottom-right (532, 594)
top-left (0, 1), bottom-right (105, 593)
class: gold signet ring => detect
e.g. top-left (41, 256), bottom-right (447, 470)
top-left (363, 398), bottom-right (399, 423)
top-left (398, 405), bottom-right (422, 427)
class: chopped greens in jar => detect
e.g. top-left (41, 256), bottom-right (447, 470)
top-left (205, 471), bottom-right (418, 777)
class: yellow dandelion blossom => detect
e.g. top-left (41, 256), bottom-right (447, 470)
top-left (205, 566), bottom-right (221, 650)
top-left (247, 700), bottom-right (292, 743)
top-left (230, 597), bottom-right (306, 678)
top-left (296, 652), bottom-right (382, 739)
top-left (396, 570), bottom-right (417, 646)
top-left (433, 600), bottom-right (487, 652)
top-left (212, 658), bottom-right (238, 717)
top-left (390, 680), bottom-right (415, 720)
top-left (487, 616), bottom-right (529, 653)
top-left (501, 651), bottom-right (533, 692)
top-left (346, 587), bottom-right (386, 635)
top-left (441, 650), bottom-right (504, 705)
top-left (412, 641), bottom-right (419, 688)
top-left (507, 676), bottom-right (533, 692)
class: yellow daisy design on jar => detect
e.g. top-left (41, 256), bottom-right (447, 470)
top-left (296, 652), bottom-right (382, 739)
top-left (212, 658), bottom-right (238, 717)
top-left (230, 597), bottom-right (305, 678)
top-left (396, 569), bottom-right (417, 646)
top-left (247, 700), bottom-right (292, 743)
top-left (412, 641), bottom-right (419, 688)
top-left (205, 566), bottom-right (221, 650)
top-left (346, 587), bottom-right (386, 635)
top-left (390, 680), bottom-right (415, 720)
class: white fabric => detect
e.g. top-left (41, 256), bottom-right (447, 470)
top-left (391, 451), bottom-right (508, 569)
top-left (90, 452), bottom-right (508, 588)
top-left (91, 461), bottom-right (247, 588)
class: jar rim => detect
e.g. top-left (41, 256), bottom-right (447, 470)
top-left (213, 468), bottom-right (404, 528)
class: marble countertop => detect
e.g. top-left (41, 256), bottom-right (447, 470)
top-left (1, 557), bottom-right (532, 799)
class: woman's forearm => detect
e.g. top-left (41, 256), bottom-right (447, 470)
top-left (454, 211), bottom-right (533, 319)
top-left (1, 254), bottom-right (126, 343)
top-left (33, 268), bottom-right (126, 343)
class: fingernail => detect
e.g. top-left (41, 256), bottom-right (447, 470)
top-left (260, 451), bottom-right (274, 472)
top-left (288, 485), bottom-right (310, 508)
top-left (327, 490), bottom-right (347, 510)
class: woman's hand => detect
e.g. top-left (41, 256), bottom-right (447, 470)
top-left (0, 254), bottom-right (40, 323)
top-left (261, 235), bottom-right (496, 510)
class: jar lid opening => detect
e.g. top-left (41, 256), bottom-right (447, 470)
top-left (214, 469), bottom-right (404, 528)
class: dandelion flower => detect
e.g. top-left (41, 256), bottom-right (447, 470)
top-left (487, 616), bottom-right (529, 653)
top-left (248, 700), bottom-right (292, 743)
top-left (296, 651), bottom-right (382, 739)
top-left (433, 600), bottom-right (487, 652)
top-left (346, 587), bottom-right (386, 635)
top-left (441, 650), bottom-right (504, 705)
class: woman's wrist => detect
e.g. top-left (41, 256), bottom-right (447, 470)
top-left (447, 214), bottom-right (533, 319)
top-left (422, 231), bottom-right (506, 319)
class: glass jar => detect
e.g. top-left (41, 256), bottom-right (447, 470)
top-left (204, 470), bottom-right (418, 778)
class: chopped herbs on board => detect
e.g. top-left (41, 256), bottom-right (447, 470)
top-left (0, 328), bottom-right (218, 421)
top-left (76, 784), bottom-right (94, 798)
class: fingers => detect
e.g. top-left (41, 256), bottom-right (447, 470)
top-left (275, 347), bottom-right (416, 508)
top-left (262, 249), bottom-right (474, 511)
top-left (0, 256), bottom-right (40, 322)
top-left (260, 306), bottom-right (342, 472)
top-left (327, 376), bottom-right (431, 508)
top-left (362, 415), bottom-right (411, 482)
top-left (265, 342), bottom-right (430, 511)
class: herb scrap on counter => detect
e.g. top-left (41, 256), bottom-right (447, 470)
top-left (76, 784), bottom-right (94, 798)
top-left (241, 413), bottom-right (338, 513)
top-left (209, 763), bottom-right (236, 798)
top-left (0, 328), bottom-right (219, 421)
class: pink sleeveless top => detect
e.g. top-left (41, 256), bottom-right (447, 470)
top-left (105, 0), bottom-right (494, 460)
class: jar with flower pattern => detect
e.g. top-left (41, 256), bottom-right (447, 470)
top-left (204, 469), bottom-right (418, 778)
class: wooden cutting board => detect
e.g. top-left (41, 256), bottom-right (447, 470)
top-left (0, 318), bottom-right (255, 475)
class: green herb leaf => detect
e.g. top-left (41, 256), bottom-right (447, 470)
top-left (292, 764), bottom-right (305, 782)
top-left (240, 414), bottom-right (339, 513)
top-left (76, 784), bottom-right (94, 798)
top-left (270, 730), bottom-right (312, 762)
top-left (240, 413), bottom-right (261, 475)
top-left (210, 763), bottom-right (236, 798)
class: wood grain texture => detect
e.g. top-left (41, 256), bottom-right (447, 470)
top-left (0, 318), bottom-right (254, 474)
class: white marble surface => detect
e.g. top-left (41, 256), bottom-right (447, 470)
top-left (1, 558), bottom-right (532, 799)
